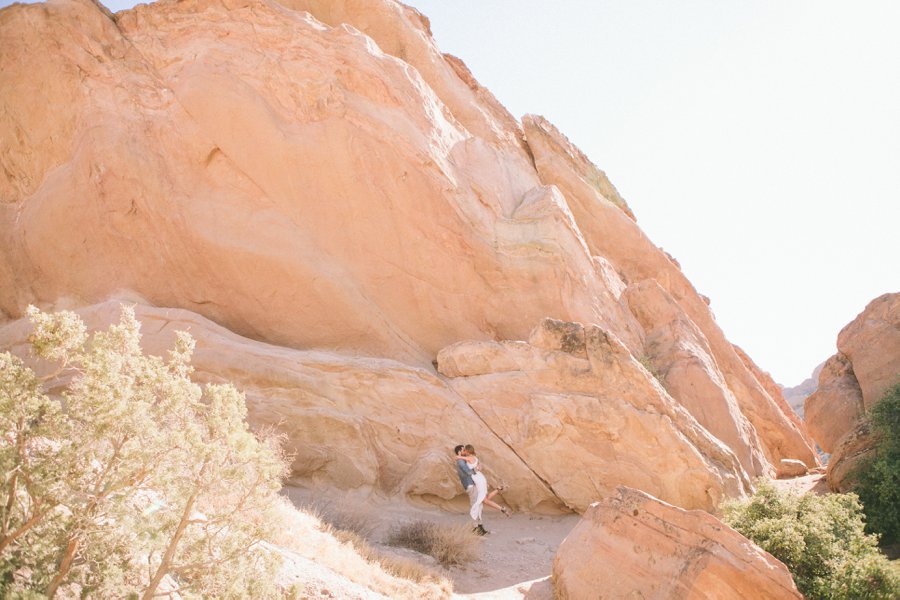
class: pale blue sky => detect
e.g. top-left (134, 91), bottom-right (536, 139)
top-left (4, 0), bottom-right (898, 384)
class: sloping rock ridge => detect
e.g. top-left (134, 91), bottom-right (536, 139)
top-left (1, 0), bottom-right (816, 511)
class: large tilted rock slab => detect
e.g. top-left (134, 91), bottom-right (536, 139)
top-left (522, 115), bottom-right (817, 471)
top-left (0, 0), bottom-right (640, 363)
top-left (0, 301), bottom-right (565, 513)
top-left (553, 487), bottom-right (802, 600)
top-left (623, 280), bottom-right (766, 478)
top-left (438, 318), bottom-right (752, 512)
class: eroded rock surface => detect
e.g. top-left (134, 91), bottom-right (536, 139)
top-left (553, 487), bottom-right (802, 600)
top-left (438, 318), bottom-right (752, 512)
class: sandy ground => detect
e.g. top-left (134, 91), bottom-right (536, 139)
top-left (770, 472), bottom-right (829, 495)
top-left (283, 486), bottom-right (580, 599)
top-left (283, 472), bottom-right (842, 598)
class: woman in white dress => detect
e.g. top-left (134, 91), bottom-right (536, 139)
top-left (463, 444), bottom-right (511, 520)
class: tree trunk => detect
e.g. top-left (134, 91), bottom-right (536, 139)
top-left (142, 491), bottom-right (198, 600)
top-left (46, 537), bottom-right (79, 598)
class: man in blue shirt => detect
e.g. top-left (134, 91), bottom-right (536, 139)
top-left (454, 444), bottom-right (487, 535)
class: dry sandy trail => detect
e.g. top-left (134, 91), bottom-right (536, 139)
top-left (284, 486), bottom-right (580, 599)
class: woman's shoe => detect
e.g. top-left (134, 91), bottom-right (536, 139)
top-left (501, 507), bottom-right (512, 518)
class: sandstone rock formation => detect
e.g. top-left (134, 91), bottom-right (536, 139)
top-left (1, 0), bottom-right (817, 514)
top-left (804, 293), bottom-right (899, 490)
top-left (0, 301), bottom-right (564, 512)
top-left (826, 420), bottom-right (877, 493)
top-left (835, 293), bottom-right (900, 410)
top-left (438, 317), bottom-right (751, 512)
top-left (553, 487), bottom-right (802, 600)
top-left (805, 354), bottom-right (865, 453)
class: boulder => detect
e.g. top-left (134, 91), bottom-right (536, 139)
top-left (836, 293), bottom-right (900, 410)
top-left (804, 354), bottom-right (865, 453)
top-left (553, 487), bottom-right (802, 600)
top-left (776, 459), bottom-right (808, 479)
top-left (827, 420), bottom-right (878, 493)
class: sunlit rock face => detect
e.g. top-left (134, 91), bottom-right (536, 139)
top-left (1, 0), bottom-right (816, 509)
top-left (804, 293), bottom-right (899, 490)
top-left (552, 487), bottom-right (803, 600)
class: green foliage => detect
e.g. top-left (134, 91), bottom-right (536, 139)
top-left (0, 306), bottom-right (288, 599)
top-left (723, 480), bottom-right (899, 599)
top-left (855, 383), bottom-right (900, 544)
top-left (637, 354), bottom-right (664, 384)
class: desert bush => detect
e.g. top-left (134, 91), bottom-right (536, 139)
top-left (386, 521), bottom-right (479, 567)
top-left (723, 480), bottom-right (899, 599)
top-left (637, 354), bottom-right (664, 384)
top-left (0, 306), bottom-right (288, 598)
top-left (854, 382), bottom-right (900, 544)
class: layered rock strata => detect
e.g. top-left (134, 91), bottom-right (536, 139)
top-left (553, 487), bottom-right (802, 600)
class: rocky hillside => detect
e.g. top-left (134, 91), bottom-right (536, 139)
top-left (0, 0), bottom-right (817, 514)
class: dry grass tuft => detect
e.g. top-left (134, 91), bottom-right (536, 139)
top-left (332, 529), bottom-right (447, 587)
top-left (387, 520), bottom-right (480, 567)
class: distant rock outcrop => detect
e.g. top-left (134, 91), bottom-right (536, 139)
top-left (1, 0), bottom-right (816, 514)
top-left (804, 293), bottom-right (899, 491)
top-left (781, 362), bottom-right (825, 418)
top-left (553, 487), bottom-right (802, 600)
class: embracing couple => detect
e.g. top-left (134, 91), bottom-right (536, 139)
top-left (454, 444), bottom-right (511, 536)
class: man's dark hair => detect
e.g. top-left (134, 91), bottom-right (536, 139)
top-left (453, 444), bottom-right (464, 455)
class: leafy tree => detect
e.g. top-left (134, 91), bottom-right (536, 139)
top-left (723, 480), bottom-right (899, 599)
top-left (854, 382), bottom-right (900, 544)
top-left (0, 306), bottom-right (288, 598)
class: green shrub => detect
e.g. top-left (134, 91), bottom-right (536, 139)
top-left (0, 306), bottom-right (288, 598)
top-left (855, 383), bottom-right (900, 544)
top-left (723, 480), bottom-right (899, 599)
